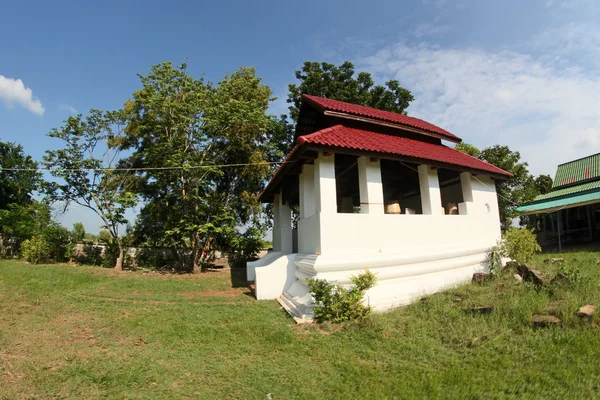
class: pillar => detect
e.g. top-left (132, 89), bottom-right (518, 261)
top-left (358, 156), bottom-right (384, 214)
top-left (314, 153), bottom-right (337, 214)
top-left (586, 205), bottom-right (593, 242)
top-left (418, 164), bottom-right (442, 215)
top-left (299, 164), bottom-right (315, 219)
top-left (460, 172), bottom-right (474, 202)
top-left (272, 191), bottom-right (293, 254)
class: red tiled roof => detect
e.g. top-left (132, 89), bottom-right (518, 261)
top-left (297, 125), bottom-right (512, 177)
top-left (302, 94), bottom-right (461, 142)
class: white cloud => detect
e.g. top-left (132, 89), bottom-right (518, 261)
top-left (0, 75), bottom-right (45, 116)
top-left (358, 27), bottom-right (600, 176)
top-left (414, 22), bottom-right (450, 38)
top-left (59, 104), bottom-right (78, 114)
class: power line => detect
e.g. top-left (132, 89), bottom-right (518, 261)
top-left (0, 160), bottom-right (292, 173)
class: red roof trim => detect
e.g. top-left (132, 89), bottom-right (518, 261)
top-left (302, 94), bottom-right (461, 142)
top-left (299, 125), bottom-right (511, 177)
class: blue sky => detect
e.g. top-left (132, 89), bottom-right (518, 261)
top-left (1, 0), bottom-right (599, 233)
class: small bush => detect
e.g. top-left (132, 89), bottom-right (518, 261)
top-left (559, 263), bottom-right (581, 285)
top-left (502, 228), bottom-right (541, 265)
top-left (21, 236), bottom-right (51, 265)
top-left (308, 270), bottom-right (377, 323)
top-left (486, 244), bottom-right (504, 276)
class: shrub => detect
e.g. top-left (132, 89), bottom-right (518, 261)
top-left (21, 235), bottom-right (50, 264)
top-left (559, 263), bottom-right (581, 285)
top-left (485, 244), bottom-right (504, 276)
top-left (307, 270), bottom-right (377, 323)
top-left (502, 228), bottom-right (541, 265)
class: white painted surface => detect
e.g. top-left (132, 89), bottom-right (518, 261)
top-left (254, 253), bottom-right (297, 300)
top-left (418, 165), bottom-right (443, 215)
top-left (314, 153), bottom-right (337, 214)
top-left (358, 156), bottom-right (384, 214)
top-left (248, 157), bottom-right (503, 320)
top-left (299, 164), bottom-right (315, 219)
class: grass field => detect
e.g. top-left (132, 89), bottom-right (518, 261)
top-left (1, 252), bottom-right (600, 399)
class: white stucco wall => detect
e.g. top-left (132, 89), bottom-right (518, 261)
top-left (250, 153), bottom-right (504, 320)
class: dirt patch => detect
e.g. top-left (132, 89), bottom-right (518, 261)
top-left (179, 288), bottom-right (248, 298)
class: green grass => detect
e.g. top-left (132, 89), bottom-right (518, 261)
top-left (1, 252), bottom-right (600, 399)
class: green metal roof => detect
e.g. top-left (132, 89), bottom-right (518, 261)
top-left (517, 187), bottom-right (600, 214)
top-left (553, 152), bottom-right (600, 188)
top-left (534, 179), bottom-right (600, 201)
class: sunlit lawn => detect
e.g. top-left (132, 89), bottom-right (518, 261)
top-left (1, 251), bottom-right (600, 399)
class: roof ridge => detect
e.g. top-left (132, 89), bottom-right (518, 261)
top-left (557, 152), bottom-right (600, 167)
top-left (300, 94), bottom-right (461, 143)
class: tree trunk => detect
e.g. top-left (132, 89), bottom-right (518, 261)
top-left (192, 233), bottom-right (201, 273)
top-left (114, 237), bottom-right (124, 271)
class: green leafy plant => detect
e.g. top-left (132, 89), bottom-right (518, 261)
top-left (485, 244), bottom-right (504, 276)
top-left (559, 264), bottom-right (581, 285)
top-left (21, 235), bottom-right (50, 265)
top-left (502, 227), bottom-right (541, 265)
top-left (308, 270), bottom-right (377, 323)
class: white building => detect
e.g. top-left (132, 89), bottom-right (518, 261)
top-left (248, 95), bottom-right (511, 321)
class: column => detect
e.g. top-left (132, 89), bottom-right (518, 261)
top-left (314, 152), bottom-right (337, 214)
top-left (358, 156), bottom-right (384, 214)
top-left (272, 191), bottom-right (293, 254)
top-left (460, 172), bottom-right (474, 202)
top-left (586, 205), bottom-right (593, 242)
top-left (299, 164), bottom-right (315, 219)
top-left (418, 164), bottom-right (443, 215)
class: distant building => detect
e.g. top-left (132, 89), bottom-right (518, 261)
top-left (248, 94), bottom-right (511, 321)
top-left (517, 153), bottom-right (600, 251)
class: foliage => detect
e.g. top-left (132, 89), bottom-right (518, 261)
top-left (76, 244), bottom-right (104, 266)
top-left (72, 222), bottom-right (86, 242)
top-left (21, 235), bottom-right (50, 264)
top-left (43, 110), bottom-right (137, 269)
top-left (0, 201), bottom-right (54, 258)
top-left (535, 174), bottom-right (553, 195)
top-left (455, 142), bottom-right (481, 158)
top-left (0, 140), bottom-right (41, 210)
top-left (226, 226), bottom-right (267, 266)
top-left (485, 244), bottom-right (504, 276)
top-left (98, 230), bottom-right (113, 244)
top-left (559, 263), bottom-right (581, 285)
top-left (0, 141), bottom-right (43, 256)
top-left (119, 62), bottom-right (272, 272)
top-left (287, 61), bottom-right (413, 122)
top-left (102, 242), bottom-right (121, 269)
top-left (42, 224), bottom-right (72, 262)
top-left (308, 270), bottom-right (377, 323)
top-left (456, 143), bottom-right (538, 231)
top-left (502, 228), bottom-right (541, 265)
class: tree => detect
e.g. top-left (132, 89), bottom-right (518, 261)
top-left (72, 222), bottom-right (86, 242)
top-left (0, 141), bottom-right (42, 256)
top-left (454, 142), bottom-right (481, 158)
top-left (287, 61), bottom-right (414, 122)
top-left (119, 62), bottom-right (272, 272)
top-left (457, 143), bottom-right (537, 231)
top-left (535, 174), bottom-right (553, 195)
top-left (0, 141), bottom-right (40, 210)
top-left (43, 110), bottom-right (137, 270)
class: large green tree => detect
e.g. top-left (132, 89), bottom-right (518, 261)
top-left (265, 61), bottom-right (415, 160)
top-left (44, 110), bottom-right (137, 270)
top-left (287, 61), bottom-right (414, 122)
top-left (534, 174), bottom-right (553, 195)
top-left (0, 141), bottom-right (43, 256)
top-left (456, 143), bottom-right (538, 231)
top-left (120, 62), bottom-right (272, 272)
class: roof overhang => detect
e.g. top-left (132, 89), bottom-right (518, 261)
top-left (517, 189), bottom-right (600, 215)
top-left (259, 142), bottom-right (510, 203)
